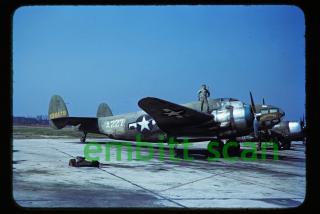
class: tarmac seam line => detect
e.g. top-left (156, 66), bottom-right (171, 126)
top-left (159, 171), bottom-right (234, 192)
top-left (52, 146), bottom-right (187, 208)
top-left (98, 167), bottom-right (187, 208)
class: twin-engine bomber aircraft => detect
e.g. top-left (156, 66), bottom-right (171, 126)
top-left (48, 93), bottom-right (285, 154)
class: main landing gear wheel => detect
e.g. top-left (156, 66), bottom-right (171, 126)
top-left (224, 140), bottom-right (240, 156)
top-left (281, 140), bottom-right (291, 150)
top-left (207, 140), bottom-right (224, 150)
top-left (173, 144), bottom-right (184, 158)
top-left (80, 132), bottom-right (87, 143)
top-left (206, 140), bottom-right (224, 157)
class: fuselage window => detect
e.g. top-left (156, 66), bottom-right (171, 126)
top-left (269, 109), bottom-right (278, 113)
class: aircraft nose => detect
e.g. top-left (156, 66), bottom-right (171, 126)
top-left (279, 109), bottom-right (285, 117)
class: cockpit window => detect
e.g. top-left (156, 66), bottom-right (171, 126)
top-left (230, 101), bottom-right (242, 107)
top-left (269, 109), bottom-right (278, 113)
top-left (229, 98), bottom-right (239, 101)
top-left (261, 109), bottom-right (268, 114)
top-left (220, 98), bottom-right (239, 102)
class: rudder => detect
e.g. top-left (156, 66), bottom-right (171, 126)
top-left (48, 95), bottom-right (69, 129)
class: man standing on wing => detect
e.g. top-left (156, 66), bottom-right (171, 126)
top-left (198, 84), bottom-right (211, 113)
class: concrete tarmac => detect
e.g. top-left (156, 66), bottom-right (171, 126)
top-left (13, 139), bottom-right (305, 208)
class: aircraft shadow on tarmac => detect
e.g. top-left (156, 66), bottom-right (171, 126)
top-left (173, 148), bottom-right (286, 161)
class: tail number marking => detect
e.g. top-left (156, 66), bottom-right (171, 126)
top-left (49, 110), bottom-right (67, 119)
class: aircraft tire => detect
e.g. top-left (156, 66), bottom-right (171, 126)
top-left (80, 136), bottom-right (86, 143)
top-left (225, 140), bottom-right (240, 157)
top-left (282, 141), bottom-right (291, 150)
top-left (174, 149), bottom-right (183, 158)
top-left (207, 140), bottom-right (224, 155)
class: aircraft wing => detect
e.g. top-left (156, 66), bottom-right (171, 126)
top-left (138, 97), bottom-right (219, 136)
top-left (50, 117), bottom-right (100, 133)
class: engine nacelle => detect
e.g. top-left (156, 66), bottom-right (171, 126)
top-left (211, 100), bottom-right (252, 137)
top-left (272, 121), bottom-right (304, 141)
top-left (288, 121), bottom-right (302, 135)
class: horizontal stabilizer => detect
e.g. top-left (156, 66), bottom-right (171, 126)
top-left (48, 95), bottom-right (99, 133)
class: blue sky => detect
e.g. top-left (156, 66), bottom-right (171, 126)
top-left (13, 5), bottom-right (305, 120)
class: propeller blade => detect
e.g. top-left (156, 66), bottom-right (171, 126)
top-left (300, 114), bottom-right (305, 128)
top-left (262, 98), bottom-right (265, 105)
top-left (249, 91), bottom-right (256, 114)
top-left (253, 117), bottom-right (259, 138)
top-left (249, 92), bottom-right (261, 138)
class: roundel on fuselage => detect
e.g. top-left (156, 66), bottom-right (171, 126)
top-left (128, 115), bottom-right (156, 134)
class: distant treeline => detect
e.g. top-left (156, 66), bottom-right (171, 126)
top-left (13, 115), bottom-right (49, 126)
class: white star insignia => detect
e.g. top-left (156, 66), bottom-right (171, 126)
top-left (138, 116), bottom-right (150, 131)
top-left (162, 109), bottom-right (184, 119)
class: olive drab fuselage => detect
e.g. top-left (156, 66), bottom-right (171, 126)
top-left (97, 98), bottom-right (283, 142)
